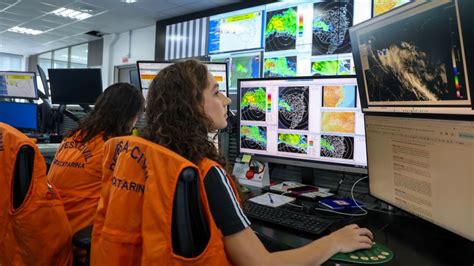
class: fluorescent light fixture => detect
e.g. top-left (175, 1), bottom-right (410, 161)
top-left (52, 7), bottom-right (93, 20)
top-left (8, 26), bottom-right (43, 35)
top-left (122, 0), bottom-right (137, 3)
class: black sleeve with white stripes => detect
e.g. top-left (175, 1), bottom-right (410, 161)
top-left (203, 166), bottom-right (251, 236)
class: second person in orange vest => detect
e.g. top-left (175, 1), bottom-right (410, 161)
top-left (48, 82), bottom-right (145, 235)
top-left (141, 60), bottom-right (374, 265)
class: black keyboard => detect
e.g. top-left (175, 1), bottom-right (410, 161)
top-left (243, 201), bottom-right (333, 235)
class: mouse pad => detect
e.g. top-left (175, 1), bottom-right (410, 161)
top-left (330, 242), bottom-right (393, 264)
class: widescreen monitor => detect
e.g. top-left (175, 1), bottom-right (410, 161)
top-left (0, 102), bottom-right (37, 130)
top-left (48, 68), bottom-right (103, 105)
top-left (238, 76), bottom-right (367, 173)
top-left (365, 114), bottom-right (473, 241)
top-left (208, 6), bottom-right (264, 54)
top-left (0, 71), bottom-right (38, 100)
top-left (350, 0), bottom-right (474, 115)
top-left (137, 61), bottom-right (228, 100)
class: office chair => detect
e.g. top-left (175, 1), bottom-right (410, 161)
top-left (12, 145), bottom-right (34, 209)
top-left (74, 138), bottom-right (210, 264)
top-left (172, 167), bottom-right (210, 257)
top-left (73, 167), bottom-right (210, 259)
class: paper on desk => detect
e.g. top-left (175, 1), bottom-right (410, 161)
top-left (248, 192), bottom-right (295, 208)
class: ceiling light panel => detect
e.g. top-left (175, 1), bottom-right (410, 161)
top-left (51, 7), bottom-right (92, 20)
top-left (7, 26), bottom-right (43, 35)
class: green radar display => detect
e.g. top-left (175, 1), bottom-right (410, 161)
top-left (240, 125), bottom-right (267, 150)
top-left (278, 133), bottom-right (308, 154)
top-left (312, 1), bottom-right (353, 55)
top-left (278, 86), bottom-right (309, 130)
top-left (241, 87), bottom-right (266, 121)
top-left (320, 135), bottom-right (354, 159)
top-left (264, 56), bottom-right (297, 77)
top-left (230, 55), bottom-right (260, 88)
top-left (265, 7), bottom-right (297, 52)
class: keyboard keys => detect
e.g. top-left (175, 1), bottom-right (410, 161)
top-left (243, 201), bottom-right (333, 235)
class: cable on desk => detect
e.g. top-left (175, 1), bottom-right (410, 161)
top-left (312, 175), bottom-right (369, 217)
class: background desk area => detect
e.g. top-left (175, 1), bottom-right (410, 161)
top-left (37, 143), bottom-right (59, 166)
top-left (245, 189), bottom-right (474, 266)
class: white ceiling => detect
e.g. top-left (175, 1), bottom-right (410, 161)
top-left (0, 0), bottom-right (241, 56)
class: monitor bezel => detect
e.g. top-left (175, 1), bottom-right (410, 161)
top-left (128, 68), bottom-right (141, 91)
top-left (48, 68), bottom-right (103, 105)
top-left (0, 71), bottom-right (39, 100)
top-left (136, 60), bottom-right (229, 97)
top-left (0, 101), bottom-right (38, 130)
top-left (237, 75), bottom-right (368, 174)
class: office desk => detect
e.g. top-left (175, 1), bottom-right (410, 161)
top-left (245, 190), bottom-right (474, 265)
top-left (37, 143), bottom-right (59, 164)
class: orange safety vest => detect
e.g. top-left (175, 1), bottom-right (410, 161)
top-left (0, 122), bottom-right (72, 266)
top-left (91, 136), bottom-right (233, 265)
top-left (48, 131), bottom-right (105, 234)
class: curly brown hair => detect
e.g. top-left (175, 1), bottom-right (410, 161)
top-left (142, 59), bottom-right (227, 167)
top-left (68, 82), bottom-right (145, 143)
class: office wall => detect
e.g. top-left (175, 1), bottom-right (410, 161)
top-left (102, 25), bottom-right (155, 86)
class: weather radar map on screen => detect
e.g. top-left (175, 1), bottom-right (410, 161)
top-left (241, 87), bottom-right (266, 121)
top-left (350, 0), bottom-right (472, 114)
top-left (230, 55), bottom-right (261, 88)
top-left (208, 7), bottom-right (264, 54)
top-left (241, 125), bottom-right (267, 150)
top-left (278, 86), bottom-right (309, 130)
top-left (312, 57), bottom-right (354, 76)
top-left (264, 56), bottom-right (297, 77)
top-left (265, 7), bottom-right (297, 52)
top-left (238, 76), bottom-right (367, 171)
top-left (312, 1), bottom-right (353, 55)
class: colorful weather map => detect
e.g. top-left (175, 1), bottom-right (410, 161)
top-left (265, 7), bottom-right (297, 52)
top-left (230, 55), bottom-right (260, 88)
top-left (264, 56), bottom-right (297, 77)
top-left (320, 135), bottom-right (354, 159)
top-left (312, 1), bottom-right (353, 55)
top-left (278, 133), bottom-right (308, 154)
top-left (278, 86), bottom-right (309, 130)
top-left (240, 125), bottom-right (267, 150)
top-left (321, 112), bottom-right (355, 133)
top-left (311, 58), bottom-right (354, 76)
top-left (373, 0), bottom-right (411, 16)
top-left (322, 85), bottom-right (356, 108)
top-left (241, 87), bottom-right (266, 121)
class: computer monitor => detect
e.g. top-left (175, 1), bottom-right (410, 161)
top-left (48, 68), bottom-right (103, 105)
top-left (365, 114), bottom-right (473, 241)
top-left (208, 6), bottom-right (264, 54)
top-left (238, 76), bottom-right (367, 174)
top-left (0, 102), bottom-right (37, 130)
top-left (350, 0), bottom-right (474, 115)
top-left (0, 71), bottom-right (38, 100)
top-left (129, 69), bottom-right (141, 90)
top-left (136, 61), bottom-right (229, 100)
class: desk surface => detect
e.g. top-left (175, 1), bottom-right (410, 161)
top-left (37, 143), bottom-right (59, 163)
top-left (245, 189), bottom-right (474, 266)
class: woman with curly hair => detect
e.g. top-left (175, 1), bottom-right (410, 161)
top-left (48, 82), bottom-right (144, 235)
top-left (141, 59), bottom-right (373, 265)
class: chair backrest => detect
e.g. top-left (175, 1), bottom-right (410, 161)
top-left (92, 136), bottom-right (210, 264)
top-left (172, 167), bottom-right (210, 257)
top-left (13, 145), bottom-right (34, 209)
